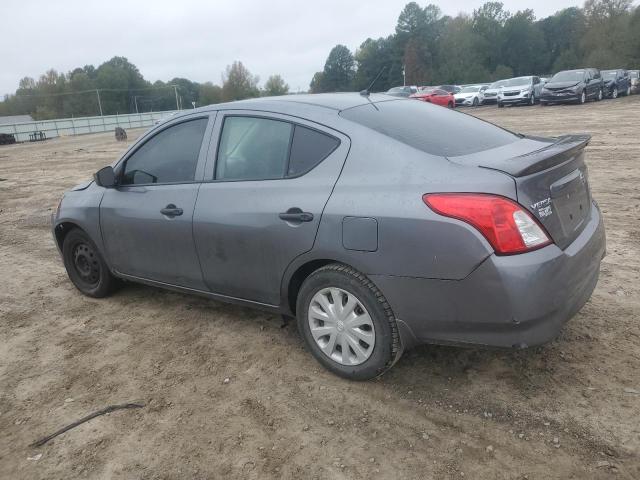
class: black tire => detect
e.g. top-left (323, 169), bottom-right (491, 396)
top-left (472, 97), bottom-right (479, 107)
top-left (498, 102), bottom-right (504, 108)
top-left (296, 263), bottom-right (401, 380)
top-left (62, 229), bottom-right (118, 298)
top-left (626, 86), bottom-right (631, 96)
top-left (611, 87), bottom-right (618, 99)
top-left (529, 94), bottom-right (535, 106)
top-left (579, 90), bottom-right (586, 104)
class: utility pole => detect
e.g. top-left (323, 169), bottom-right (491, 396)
top-left (402, 66), bottom-right (406, 86)
top-left (173, 85), bottom-right (179, 110)
top-left (134, 96), bottom-right (140, 114)
top-left (96, 89), bottom-right (103, 116)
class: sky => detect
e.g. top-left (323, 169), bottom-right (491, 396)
top-left (2, 0), bottom-right (586, 97)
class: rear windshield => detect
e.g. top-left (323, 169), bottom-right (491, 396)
top-left (340, 99), bottom-right (518, 157)
top-left (460, 86), bottom-right (480, 93)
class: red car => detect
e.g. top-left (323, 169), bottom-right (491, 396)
top-left (410, 87), bottom-right (455, 108)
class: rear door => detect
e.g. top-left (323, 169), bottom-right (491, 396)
top-left (193, 111), bottom-right (349, 305)
top-left (100, 114), bottom-right (213, 289)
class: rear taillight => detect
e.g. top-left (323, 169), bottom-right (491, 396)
top-left (423, 193), bottom-right (551, 255)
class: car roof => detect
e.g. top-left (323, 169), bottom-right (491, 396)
top-left (159, 93), bottom-right (401, 128)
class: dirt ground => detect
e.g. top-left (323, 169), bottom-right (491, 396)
top-left (1, 96), bottom-right (639, 480)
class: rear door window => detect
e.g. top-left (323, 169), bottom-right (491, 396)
top-left (340, 99), bottom-right (518, 157)
top-left (216, 116), bottom-right (292, 180)
top-left (215, 116), bottom-right (340, 180)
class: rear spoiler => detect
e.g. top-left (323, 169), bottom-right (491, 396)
top-left (487, 134), bottom-right (591, 177)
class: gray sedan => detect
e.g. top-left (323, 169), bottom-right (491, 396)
top-left (52, 93), bottom-right (606, 380)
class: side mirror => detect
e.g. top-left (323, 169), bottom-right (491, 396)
top-left (94, 166), bottom-right (116, 188)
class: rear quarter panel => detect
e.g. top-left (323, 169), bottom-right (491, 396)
top-left (297, 122), bottom-right (518, 281)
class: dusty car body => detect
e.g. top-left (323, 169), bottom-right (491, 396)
top-left (52, 93), bottom-right (606, 380)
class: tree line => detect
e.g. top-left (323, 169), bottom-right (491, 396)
top-left (2, 0), bottom-right (638, 119)
top-left (311, 0), bottom-right (640, 93)
top-left (0, 57), bottom-right (289, 120)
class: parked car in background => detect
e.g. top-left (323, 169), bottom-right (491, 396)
top-left (454, 85), bottom-right (487, 107)
top-left (411, 88), bottom-right (455, 108)
top-left (482, 80), bottom-right (508, 104)
top-left (629, 70), bottom-right (639, 94)
top-left (497, 76), bottom-right (545, 107)
top-left (601, 69), bottom-right (631, 98)
top-left (386, 86), bottom-right (418, 97)
top-left (437, 84), bottom-right (461, 94)
top-left (52, 93), bottom-right (605, 380)
top-left (540, 68), bottom-right (603, 105)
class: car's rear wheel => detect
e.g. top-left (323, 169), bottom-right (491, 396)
top-left (296, 263), bottom-right (400, 380)
top-left (62, 229), bottom-right (118, 298)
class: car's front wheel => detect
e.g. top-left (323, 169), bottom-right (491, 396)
top-left (579, 90), bottom-right (586, 104)
top-left (498, 102), bottom-right (504, 108)
top-left (296, 264), bottom-right (400, 380)
top-left (62, 229), bottom-right (118, 298)
top-left (612, 87), bottom-right (618, 99)
top-left (472, 97), bottom-right (479, 106)
top-left (529, 94), bottom-right (535, 106)
top-left (626, 86), bottom-right (631, 96)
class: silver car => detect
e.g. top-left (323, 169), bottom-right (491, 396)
top-left (52, 93), bottom-right (606, 380)
top-left (498, 76), bottom-right (545, 107)
top-left (481, 79), bottom-right (508, 104)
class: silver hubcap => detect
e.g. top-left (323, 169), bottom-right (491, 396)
top-left (308, 288), bottom-right (375, 366)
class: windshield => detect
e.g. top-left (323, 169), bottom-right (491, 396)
top-left (550, 70), bottom-right (584, 82)
top-left (602, 71), bottom-right (616, 79)
top-left (502, 77), bottom-right (531, 87)
top-left (488, 80), bottom-right (507, 89)
top-left (460, 86), bottom-right (480, 93)
top-left (387, 87), bottom-right (405, 93)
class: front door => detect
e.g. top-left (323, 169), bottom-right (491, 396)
top-left (193, 112), bottom-right (349, 305)
top-left (101, 116), bottom-right (211, 289)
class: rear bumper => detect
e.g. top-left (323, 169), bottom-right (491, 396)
top-left (372, 202), bottom-right (606, 349)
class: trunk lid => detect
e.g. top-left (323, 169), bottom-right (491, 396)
top-left (451, 134), bottom-right (592, 250)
